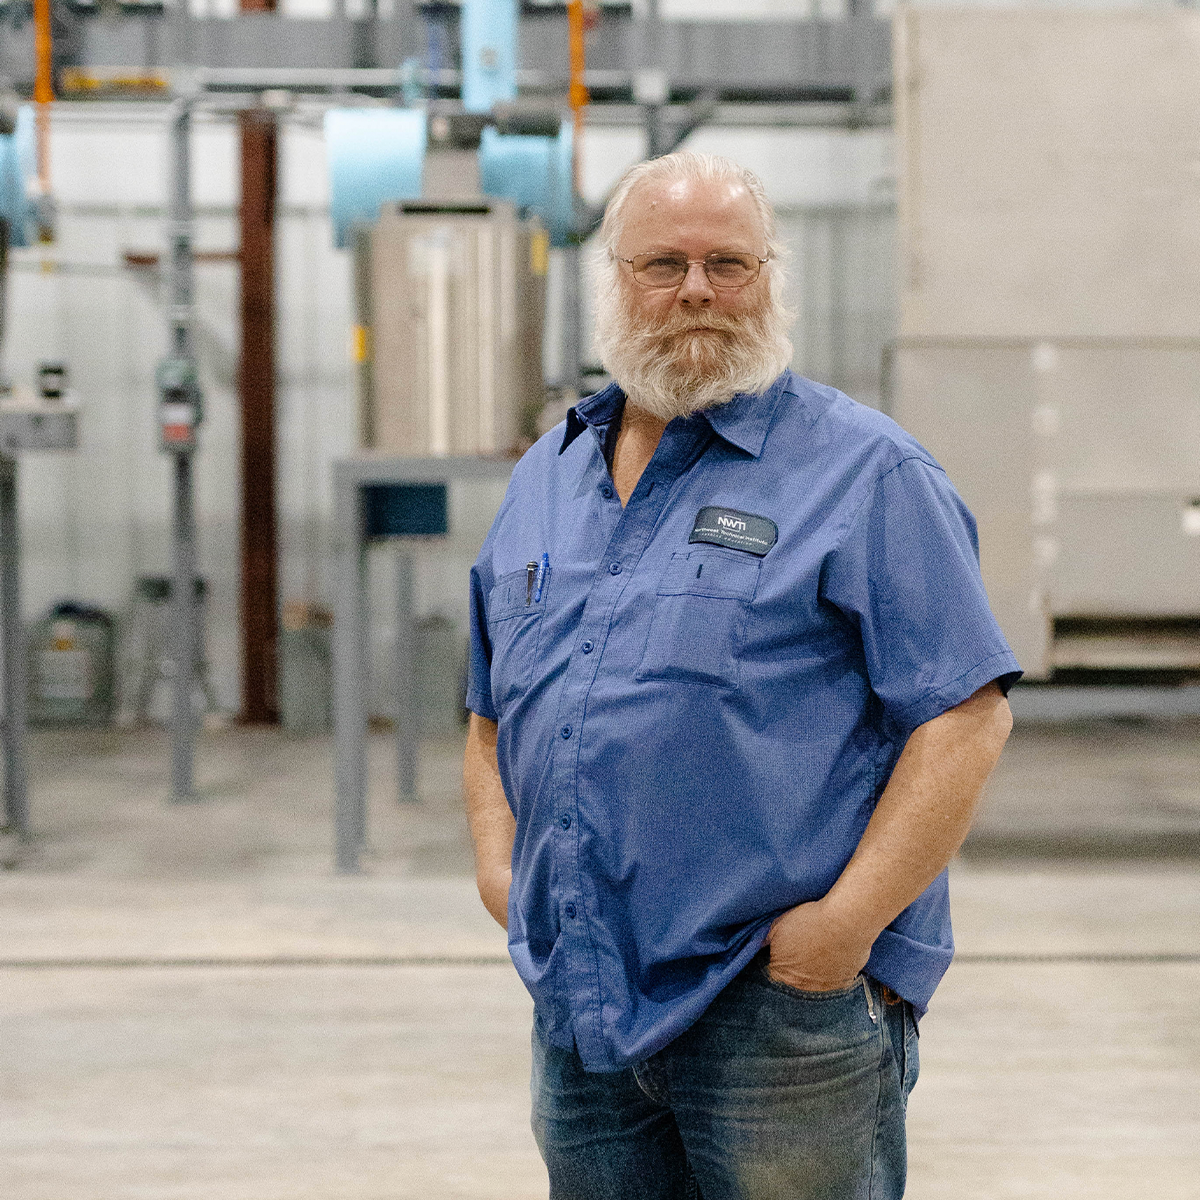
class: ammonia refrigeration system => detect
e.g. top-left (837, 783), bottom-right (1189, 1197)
top-left (324, 0), bottom-right (576, 458)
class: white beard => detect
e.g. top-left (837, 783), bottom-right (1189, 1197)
top-left (592, 270), bottom-right (794, 422)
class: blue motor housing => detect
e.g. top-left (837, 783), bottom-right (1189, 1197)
top-left (325, 107), bottom-right (427, 249)
top-left (0, 106), bottom-right (38, 248)
top-left (479, 122), bottom-right (575, 248)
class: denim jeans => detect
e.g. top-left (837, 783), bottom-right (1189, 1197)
top-left (531, 953), bottom-right (919, 1200)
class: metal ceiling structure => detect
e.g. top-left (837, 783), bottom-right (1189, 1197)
top-left (0, 0), bottom-right (893, 792)
top-left (0, 5), bottom-right (892, 130)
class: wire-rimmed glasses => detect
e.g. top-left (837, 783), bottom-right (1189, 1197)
top-left (617, 250), bottom-right (770, 289)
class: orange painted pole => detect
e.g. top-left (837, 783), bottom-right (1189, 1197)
top-left (566, 0), bottom-right (588, 197)
top-left (33, 0), bottom-right (53, 238)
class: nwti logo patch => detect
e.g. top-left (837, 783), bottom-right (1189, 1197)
top-left (688, 506), bottom-right (778, 556)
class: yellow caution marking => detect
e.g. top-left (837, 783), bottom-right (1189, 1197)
top-left (530, 229), bottom-right (550, 277)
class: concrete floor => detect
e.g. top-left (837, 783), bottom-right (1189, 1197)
top-left (2, 719), bottom-right (1199, 1198)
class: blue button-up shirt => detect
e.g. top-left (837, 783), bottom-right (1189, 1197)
top-left (467, 370), bottom-right (1020, 1072)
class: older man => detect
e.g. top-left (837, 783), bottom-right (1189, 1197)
top-left (464, 151), bottom-right (1019, 1200)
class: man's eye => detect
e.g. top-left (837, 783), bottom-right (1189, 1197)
top-left (645, 257), bottom-right (684, 270)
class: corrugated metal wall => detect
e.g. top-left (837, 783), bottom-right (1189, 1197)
top-left (778, 203), bottom-right (896, 412)
top-left (2, 107), bottom-right (895, 715)
top-left (3, 106), bottom-right (359, 713)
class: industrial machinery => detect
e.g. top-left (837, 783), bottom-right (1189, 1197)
top-left (893, 8), bottom-right (1200, 681)
top-left (362, 199), bottom-right (547, 457)
top-left (324, 0), bottom-right (575, 457)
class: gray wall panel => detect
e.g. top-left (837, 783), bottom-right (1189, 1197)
top-left (894, 345), bottom-right (1050, 677)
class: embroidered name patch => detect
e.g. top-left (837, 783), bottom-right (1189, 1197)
top-left (688, 506), bottom-right (778, 557)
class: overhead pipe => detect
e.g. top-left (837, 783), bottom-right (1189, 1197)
top-left (566, 0), bottom-right (590, 196)
top-left (31, 0), bottom-right (53, 241)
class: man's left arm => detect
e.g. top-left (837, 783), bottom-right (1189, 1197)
top-left (767, 681), bottom-right (1013, 991)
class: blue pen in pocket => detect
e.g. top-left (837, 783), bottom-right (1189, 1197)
top-left (534, 552), bottom-right (549, 603)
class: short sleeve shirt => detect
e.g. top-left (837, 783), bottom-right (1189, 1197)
top-left (467, 370), bottom-right (1021, 1072)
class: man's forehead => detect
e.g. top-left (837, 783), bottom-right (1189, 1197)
top-left (612, 173), bottom-right (769, 258)
top-left (627, 176), bottom-right (755, 219)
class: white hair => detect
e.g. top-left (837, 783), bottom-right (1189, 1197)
top-left (597, 151), bottom-right (784, 264)
top-left (591, 151), bottom-right (793, 420)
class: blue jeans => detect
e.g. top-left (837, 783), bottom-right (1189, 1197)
top-left (531, 954), bottom-right (919, 1200)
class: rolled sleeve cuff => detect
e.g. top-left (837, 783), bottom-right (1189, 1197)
top-left (890, 649), bottom-right (1023, 739)
top-left (866, 925), bottom-right (956, 1018)
top-left (465, 688), bottom-right (498, 722)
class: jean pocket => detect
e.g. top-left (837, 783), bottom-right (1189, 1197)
top-left (757, 961), bottom-right (865, 1002)
top-left (748, 964), bottom-right (882, 1066)
top-left (635, 549), bottom-right (760, 688)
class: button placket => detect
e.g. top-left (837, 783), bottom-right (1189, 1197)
top-left (546, 428), bottom-right (702, 1066)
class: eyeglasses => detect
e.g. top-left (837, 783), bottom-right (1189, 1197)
top-left (617, 251), bottom-right (770, 290)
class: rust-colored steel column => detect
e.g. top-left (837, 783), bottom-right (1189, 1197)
top-left (238, 106), bottom-right (279, 723)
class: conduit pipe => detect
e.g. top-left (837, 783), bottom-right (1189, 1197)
top-left (32, 0), bottom-right (53, 240)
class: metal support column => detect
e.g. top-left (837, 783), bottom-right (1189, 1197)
top-left (560, 241), bottom-right (584, 399)
top-left (0, 453), bottom-right (28, 837)
top-left (167, 98), bottom-right (199, 803)
top-left (332, 456), bottom-right (514, 874)
top-left (638, 0), bottom-right (668, 159)
top-left (644, 104), bottom-right (666, 161)
top-left (394, 548), bottom-right (417, 804)
top-left (237, 107), bottom-right (280, 724)
top-left (333, 471), bottom-right (368, 873)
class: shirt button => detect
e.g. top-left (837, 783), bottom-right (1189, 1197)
top-left (600, 484), bottom-right (614, 499)
top-left (580, 640), bottom-right (594, 654)
top-left (559, 814), bottom-right (571, 830)
top-left (608, 562), bottom-right (622, 575)
top-left (560, 724), bottom-right (572, 739)
top-left (564, 902), bottom-right (578, 920)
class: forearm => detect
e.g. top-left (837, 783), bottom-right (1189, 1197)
top-left (767, 683), bottom-right (1013, 990)
top-left (464, 712), bottom-right (515, 929)
top-left (824, 682), bottom-right (1013, 945)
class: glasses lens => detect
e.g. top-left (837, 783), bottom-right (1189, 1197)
top-left (704, 253), bottom-right (760, 287)
top-left (627, 252), bottom-right (764, 287)
top-left (631, 254), bottom-right (688, 287)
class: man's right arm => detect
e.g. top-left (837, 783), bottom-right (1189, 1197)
top-left (464, 712), bottom-right (515, 929)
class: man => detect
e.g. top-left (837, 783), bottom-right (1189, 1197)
top-left (464, 151), bottom-right (1019, 1200)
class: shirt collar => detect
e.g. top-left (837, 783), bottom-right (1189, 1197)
top-left (560, 381), bottom-right (625, 454)
top-left (699, 371), bottom-right (792, 458)
top-left (559, 371), bottom-right (791, 460)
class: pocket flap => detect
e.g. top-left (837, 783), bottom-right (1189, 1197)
top-left (656, 550), bottom-right (761, 600)
top-left (488, 569), bottom-right (538, 621)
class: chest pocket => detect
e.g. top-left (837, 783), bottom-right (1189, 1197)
top-left (487, 568), bottom-right (549, 711)
top-left (636, 549), bottom-right (761, 689)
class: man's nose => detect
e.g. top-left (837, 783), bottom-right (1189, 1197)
top-left (676, 260), bottom-right (715, 306)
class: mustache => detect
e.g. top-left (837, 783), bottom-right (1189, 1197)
top-left (652, 308), bottom-right (753, 338)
